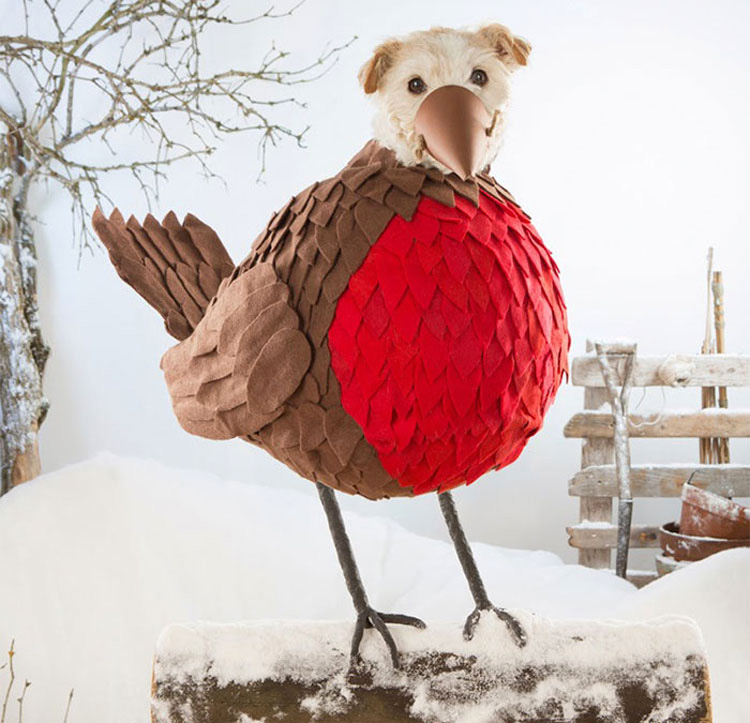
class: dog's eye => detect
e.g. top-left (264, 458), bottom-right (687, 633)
top-left (470, 69), bottom-right (488, 86)
top-left (407, 76), bottom-right (427, 94)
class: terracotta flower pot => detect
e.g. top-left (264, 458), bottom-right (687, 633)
top-left (659, 521), bottom-right (750, 562)
top-left (679, 482), bottom-right (750, 540)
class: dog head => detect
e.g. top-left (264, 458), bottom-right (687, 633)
top-left (359, 24), bottom-right (530, 178)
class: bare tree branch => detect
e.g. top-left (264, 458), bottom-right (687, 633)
top-left (0, 0), bottom-right (354, 250)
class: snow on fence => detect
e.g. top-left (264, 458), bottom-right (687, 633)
top-left (564, 342), bottom-right (750, 585)
top-left (151, 616), bottom-right (712, 723)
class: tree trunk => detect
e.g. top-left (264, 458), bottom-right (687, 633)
top-left (0, 138), bottom-right (48, 494)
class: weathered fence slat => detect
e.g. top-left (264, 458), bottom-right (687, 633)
top-left (569, 464), bottom-right (750, 498)
top-left (567, 523), bottom-right (660, 549)
top-left (571, 354), bottom-right (750, 388)
top-left (564, 410), bottom-right (750, 439)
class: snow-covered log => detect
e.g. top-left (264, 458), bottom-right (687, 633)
top-left (152, 615), bottom-right (711, 723)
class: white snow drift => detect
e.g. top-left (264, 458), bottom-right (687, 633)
top-left (0, 455), bottom-right (746, 722)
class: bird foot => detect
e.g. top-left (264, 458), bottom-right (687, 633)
top-left (464, 605), bottom-right (527, 647)
top-left (350, 607), bottom-right (426, 670)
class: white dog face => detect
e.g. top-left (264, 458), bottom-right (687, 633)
top-left (359, 25), bottom-right (530, 176)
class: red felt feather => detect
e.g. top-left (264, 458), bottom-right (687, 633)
top-left (441, 235), bottom-right (472, 282)
top-left (374, 250), bottom-right (408, 312)
top-left (404, 247), bottom-right (437, 309)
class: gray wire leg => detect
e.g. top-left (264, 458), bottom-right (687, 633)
top-left (316, 482), bottom-right (425, 669)
top-left (438, 491), bottom-right (526, 647)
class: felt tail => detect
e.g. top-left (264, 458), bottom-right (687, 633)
top-left (92, 208), bottom-right (235, 340)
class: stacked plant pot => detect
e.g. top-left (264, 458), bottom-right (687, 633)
top-left (658, 482), bottom-right (750, 575)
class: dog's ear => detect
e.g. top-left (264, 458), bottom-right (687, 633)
top-left (358, 40), bottom-right (402, 94)
top-left (477, 24), bottom-right (531, 68)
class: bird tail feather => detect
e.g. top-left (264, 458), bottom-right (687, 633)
top-left (92, 208), bottom-right (235, 340)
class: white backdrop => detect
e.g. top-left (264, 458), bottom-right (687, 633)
top-left (10, 0), bottom-right (749, 563)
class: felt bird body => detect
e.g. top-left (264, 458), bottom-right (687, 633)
top-left (93, 24), bottom-right (569, 668)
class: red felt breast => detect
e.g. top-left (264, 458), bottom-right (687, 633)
top-left (327, 191), bottom-right (570, 495)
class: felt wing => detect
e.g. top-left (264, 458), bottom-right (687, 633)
top-left (160, 262), bottom-right (312, 441)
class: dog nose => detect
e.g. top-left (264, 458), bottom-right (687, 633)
top-left (414, 85), bottom-right (492, 180)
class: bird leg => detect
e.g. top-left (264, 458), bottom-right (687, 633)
top-left (316, 482), bottom-right (425, 670)
top-left (438, 491), bottom-right (527, 647)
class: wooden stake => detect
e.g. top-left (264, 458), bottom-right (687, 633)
top-left (712, 271), bottom-right (730, 463)
top-left (700, 249), bottom-right (716, 464)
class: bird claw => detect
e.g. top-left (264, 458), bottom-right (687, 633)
top-left (463, 605), bottom-right (527, 648)
top-left (350, 607), bottom-right (426, 670)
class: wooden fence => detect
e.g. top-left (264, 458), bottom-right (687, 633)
top-left (564, 344), bottom-right (750, 585)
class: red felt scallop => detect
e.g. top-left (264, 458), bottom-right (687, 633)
top-left (328, 191), bottom-right (569, 494)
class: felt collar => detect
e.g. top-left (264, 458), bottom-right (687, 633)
top-left (339, 139), bottom-right (522, 215)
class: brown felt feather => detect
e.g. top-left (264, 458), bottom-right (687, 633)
top-left (94, 141), bottom-right (520, 499)
top-left (92, 208), bottom-right (234, 340)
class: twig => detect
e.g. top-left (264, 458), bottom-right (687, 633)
top-left (62, 689), bottom-right (74, 723)
top-left (16, 680), bottom-right (30, 723)
top-left (1, 641), bottom-right (15, 723)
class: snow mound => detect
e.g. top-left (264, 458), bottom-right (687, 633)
top-left (0, 455), bottom-right (746, 722)
top-left (614, 548), bottom-right (750, 723)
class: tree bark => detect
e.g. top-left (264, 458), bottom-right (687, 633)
top-left (0, 138), bottom-right (48, 494)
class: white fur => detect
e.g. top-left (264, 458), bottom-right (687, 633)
top-left (367, 28), bottom-right (519, 175)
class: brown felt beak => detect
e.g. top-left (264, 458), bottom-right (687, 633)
top-left (414, 85), bottom-right (493, 181)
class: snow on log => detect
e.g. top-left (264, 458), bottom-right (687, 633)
top-left (151, 615), bottom-right (712, 723)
